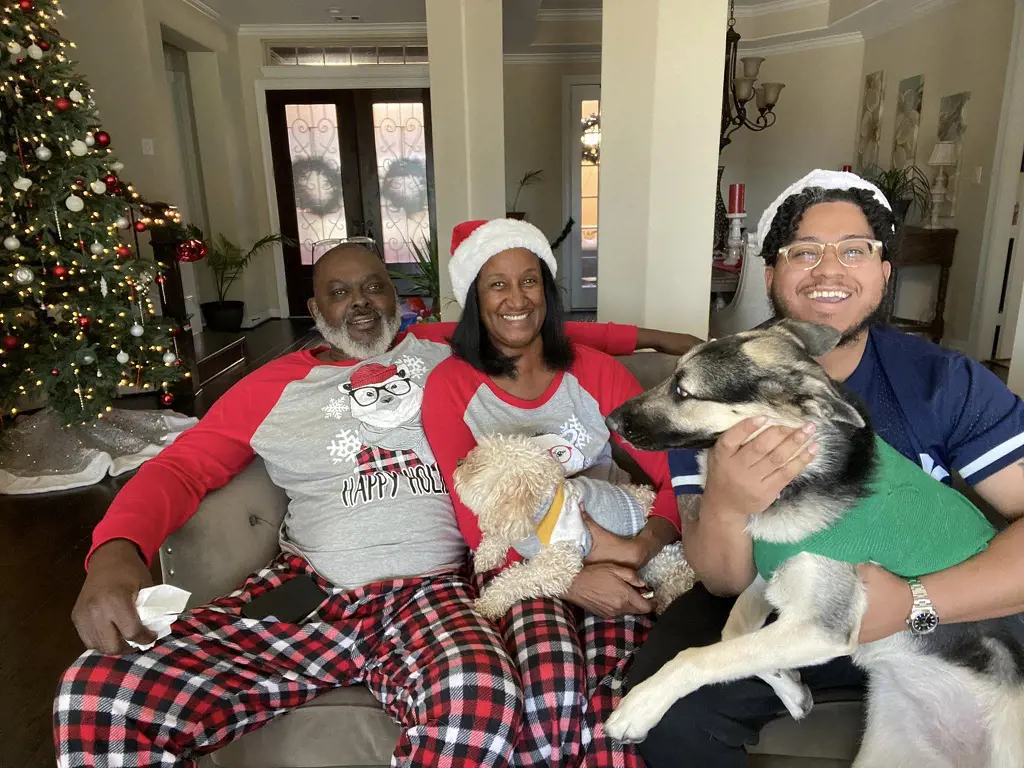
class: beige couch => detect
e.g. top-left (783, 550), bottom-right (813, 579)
top-left (160, 351), bottom-right (864, 768)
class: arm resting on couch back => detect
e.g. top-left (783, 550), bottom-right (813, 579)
top-left (160, 457), bottom-right (289, 609)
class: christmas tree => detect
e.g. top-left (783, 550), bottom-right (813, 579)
top-left (0, 0), bottom-right (185, 427)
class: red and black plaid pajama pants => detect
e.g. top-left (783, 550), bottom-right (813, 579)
top-left (54, 554), bottom-right (522, 768)
top-left (495, 596), bottom-right (652, 768)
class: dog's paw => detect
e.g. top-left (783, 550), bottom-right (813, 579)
top-left (604, 682), bottom-right (677, 744)
top-left (761, 669), bottom-right (813, 720)
top-left (473, 592), bottom-right (509, 621)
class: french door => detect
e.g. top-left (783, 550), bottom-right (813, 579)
top-left (567, 84), bottom-right (601, 311)
top-left (266, 88), bottom-right (436, 316)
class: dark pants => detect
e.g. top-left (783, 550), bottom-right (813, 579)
top-left (625, 584), bottom-right (866, 768)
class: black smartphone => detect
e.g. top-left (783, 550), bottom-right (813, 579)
top-left (241, 574), bottom-right (330, 623)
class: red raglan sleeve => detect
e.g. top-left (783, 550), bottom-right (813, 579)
top-left (407, 320), bottom-right (638, 355)
top-left (86, 357), bottom-right (304, 569)
top-left (577, 348), bottom-right (681, 533)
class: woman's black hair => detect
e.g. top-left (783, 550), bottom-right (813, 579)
top-left (759, 187), bottom-right (899, 269)
top-left (449, 259), bottom-right (574, 378)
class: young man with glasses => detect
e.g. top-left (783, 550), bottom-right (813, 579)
top-left (627, 170), bottom-right (1024, 768)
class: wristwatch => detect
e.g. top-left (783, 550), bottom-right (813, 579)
top-left (905, 577), bottom-right (939, 635)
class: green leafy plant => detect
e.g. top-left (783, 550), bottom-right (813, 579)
top-left (508, 169), bottom-right (544, 214)
top-left (389, 237), bottom-right (441, 318)
top-left (208, 233), bottom-right (293, 302)
top-left (860, 164), bottom-right (932, 222)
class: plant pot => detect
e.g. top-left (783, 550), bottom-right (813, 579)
top-left (201, 300), bottom-right (245, 333)
top-left (893, 198), bottom-right (912, 223)
top-left (506, 211), bottom-right (527, 221)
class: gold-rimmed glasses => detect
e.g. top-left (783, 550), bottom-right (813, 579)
top-left (777, 238), bottom-right (883, 270)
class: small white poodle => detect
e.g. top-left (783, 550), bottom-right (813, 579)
top-left (454, 433), bottom-right (696, 620)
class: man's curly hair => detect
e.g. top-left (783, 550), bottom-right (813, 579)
top-left (759, 187), bottom-right (899, 269)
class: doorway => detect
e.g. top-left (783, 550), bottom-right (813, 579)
top-left (565, 83), bottom-right (601, 312)
top-left (266, 88), bottom-right (436, 317)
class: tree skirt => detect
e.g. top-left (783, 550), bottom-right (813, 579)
top-left (0, 408), bottom-right (198, 495)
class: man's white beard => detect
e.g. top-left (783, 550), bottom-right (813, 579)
top-left (311, 304), bottom-right (402, 360)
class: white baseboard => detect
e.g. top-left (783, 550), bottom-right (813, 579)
top-left (241, 308), bottom-right (282, 329)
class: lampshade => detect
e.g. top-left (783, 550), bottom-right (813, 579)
top-left (754, 86), bottom-right (767, 110)
top-left (761, 82), bottom-right (785, 107)
top-left (733, 77), bottom-right (756, 103)
top-left (740, 56), bottom-right (764, 79)
top-left (928, 141), bottom-right (958, 167)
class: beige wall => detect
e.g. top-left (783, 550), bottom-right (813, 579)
top-left (502, 61), bottom-right (600, 248)
top-left (862, 0), bottom-right (1015, 346)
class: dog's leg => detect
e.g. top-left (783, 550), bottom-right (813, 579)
top-left (605, 554), bottom-right (863, 743)
top-left (722, 577), bottom-right (813, 720)
top-left (985, 689), bottom-right (1024, 768)
top-left (639, 543), bottom-right (695, 613)
top-left (475, 542), bottom-right (584, 620)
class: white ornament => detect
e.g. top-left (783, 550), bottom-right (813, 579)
top-left (90, 180), bottom-right (106, 194)
top-left (4, 235), bottom-right (20, 251)
top-left (115, 216), bottom-right (130, 230)
top-left (100, 276), bottom-right (108, 297)
top-left (0, 151), bottom-right (6, 163)
top-left (162, 351), bottom-right (177, 365)
top-left (85, 135), bottom-right (95, 147)
top-left (69, 139), bottom-right (88, 156)
top-left (81, 353), bottom-right (95, 365)
top-left (7, 41), bottom-right (22, 56)
top-left (13, 266), bottom-right (34, 285)
top-left (27, 43), bottom-right (42, 60)
top-left (13, 176), bottom-right (32, 191)
top-left (116, 350), bottom-right (130, 364)
top-left (111, 161), bottom-right (124, 172)
top-left (129, 323), bottom-right (145, 338)
top-left (90, 241), bottom-right (104, 255)
top-left (69, 89), bottom-right (83, 103)
top-left (34, 145), bottom-right (52, 161)
top-left (65, 194), bottom-right (84, 212)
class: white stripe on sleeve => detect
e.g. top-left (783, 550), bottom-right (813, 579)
top-left (957, 432), bottom-right (1024, 479)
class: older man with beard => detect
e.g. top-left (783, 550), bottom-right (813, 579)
top-left (54, 241), bottom-right (698, 768)
top-left (625, 170), bottom-right (1024, 768)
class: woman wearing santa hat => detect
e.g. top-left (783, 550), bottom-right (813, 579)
top-left (422, 217), bottom-right (680, 767)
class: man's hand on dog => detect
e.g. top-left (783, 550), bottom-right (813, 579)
top-left (566, 563), bottom-right (655, 618)
top-left (703, 417), bottom-right (819, 517)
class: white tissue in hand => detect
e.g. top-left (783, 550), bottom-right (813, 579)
top-left (127, 585), bottom-right (191, 650)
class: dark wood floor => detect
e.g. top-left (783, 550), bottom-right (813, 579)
top-left (0, 319), bottom-right (314, 768)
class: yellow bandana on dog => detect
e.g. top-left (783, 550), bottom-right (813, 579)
top-left (534, 484), bottom-right (566, 546)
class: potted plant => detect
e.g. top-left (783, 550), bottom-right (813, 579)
top-left (861, 164), bottom-right (932, 223)
top-left (201, 233), bottom-right (292, 333)
top-left (507, 169), bottom-right (544, 220)
top-left (389, 237), bottom-right (441, 321)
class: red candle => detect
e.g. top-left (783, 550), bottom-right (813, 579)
top-left (842, 164), bottom-right (852, 172)
top-left (728, 183), bottom-right (745, 214)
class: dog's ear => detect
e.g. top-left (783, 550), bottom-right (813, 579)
top-left (804, 385), bottom-right (866, 429)
top-left (774, 319), bottom-right (842, 357)
top-left (474, 535), bottom-right (510, 573)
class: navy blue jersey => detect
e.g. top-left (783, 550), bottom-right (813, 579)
top-left (669, 326), bottom-right (1024, 494)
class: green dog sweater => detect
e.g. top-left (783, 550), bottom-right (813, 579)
top-left (753, 436), bottom-right (996, 582)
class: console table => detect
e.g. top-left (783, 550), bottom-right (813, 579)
top-left (889, 225), bottom-right (958, 343)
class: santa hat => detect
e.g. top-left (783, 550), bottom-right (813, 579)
top-left (348, 363), bottom-right (398, 389)
top-left (756, 169), bottom-right (894, 256)
top-left (448, 218), bottom-right (557, 307)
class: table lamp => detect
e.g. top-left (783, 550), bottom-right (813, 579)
top-left (927, 141), bottom-right (958, 229)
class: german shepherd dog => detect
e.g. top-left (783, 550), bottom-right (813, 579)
top-left (603, 319), bottom-right (1024, 767)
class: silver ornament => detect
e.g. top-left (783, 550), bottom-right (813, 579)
top-left (89, 241), bottom-right (104, 255)
top-left (115, 216), bottom-right (129, 230)
top-left (27, 44), bottom-right (42, 60)
top-left (111, 161), bottom-right (124, 172)
top-left (81, 353), bottom-right (95, 365)
top-left (35, 145), bottom-right (52, 161)
top-left (85, 135), bottom-right (95, 147)
top-left (129, 323), bottom-right (145, 338)
top-left (162, 351), bottom-right (177, 365)
top-left (69, 89), bottom-right (83, 103)
top-left (13, 176), bottom-right (32, 191)
top-left (89, 180), bottom-right (106, 194)
top-left (116, 350), bottom-right (130, 364)
top-left (4, 235), bottom-right (20, 251)
top-left (13, 266), bottom-right (34, 285)
top-left (69, 140), bottom-right (88, 157)
top-left (0, 151), bottom-right (6, 163)
top-left (7, 41), bottom-right (22, 56)
top-left (65, 194), bottom-right (85, 212)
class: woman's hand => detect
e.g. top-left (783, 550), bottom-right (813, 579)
top-left (636, 328), bottom-right (704, 357)
top-left (584, 511), bottom-right (644, 568)
top-left (565, 563), bottom-right (655, 618)
top-left (702, 418), bottom-right (819, 518)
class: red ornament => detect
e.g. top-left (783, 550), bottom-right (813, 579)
top-left (18, 0), bottom-right (33, 10)
top-left (160, 392), bottom-right (175, 406)
top-left (53, 97), bottom-right (71, 112)
top-left (2, 335), bottom-right (19, 351)
top-left (78, 316), bottom-right (91, 328)
top-left (134, 221), bottom-right (148, 233)
top-left (103, 173), bottom-right (117, 185)
top-left (175, 238), bottom-right (208, 263)
top-left (156, 275), bottom-right (166, 284)
top-left (51, 368), bottom-right (59, 375)
top-left (115, 244), bottom-right (132, 258)
top-left (173, 360), bottom-right (182, 367)
top-left (38, 40), bottom-right (50, 51)
top-left (109, 182), bottom-right (123, 196)
top-left (52, 264), bottom-right (68, 278)
top-left (94, 131), bottom-right (111, 147)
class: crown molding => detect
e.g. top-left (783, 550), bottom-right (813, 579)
top-left (504, 51), bottom-right (602, 64)
top-left (856, 0), bottom-right (965, 39)
top-left (536, 8), bottom-right (603, 22)
top-left (237, 22), bottom-right (428, 40)
top-left (733, 0), bottom-right (828, 19)
top-left (739, 30), bottom-right (863, 55)
top-left (179, 0), bottom-right (221, 22)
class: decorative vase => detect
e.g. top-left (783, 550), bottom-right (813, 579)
top-left (714, 165), bottom-right (729, 256)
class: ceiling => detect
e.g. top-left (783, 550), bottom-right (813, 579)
top-left (199, 0), bottom-right (427, 27)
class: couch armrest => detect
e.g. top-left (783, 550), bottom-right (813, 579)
top-left (616, 351), bottom-right (677, 391)
top-left (159, 457), bottom-right (288, 608)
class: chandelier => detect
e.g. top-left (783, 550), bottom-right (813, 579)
top-left (720, 0), bottom-right (785, 151)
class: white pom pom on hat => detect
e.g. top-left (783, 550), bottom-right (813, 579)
top-left (448, 218), bottom-right (556, 307)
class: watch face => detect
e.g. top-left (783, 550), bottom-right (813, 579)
top-left (910, 610), bottom-right (939, 634)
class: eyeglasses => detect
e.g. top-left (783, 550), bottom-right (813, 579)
top-left (349, 378), bottom-right (411, 407)
top-left (777, 238), bottom-right (883, 270)
top-left (312, 236), bottom-right (380, 263)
